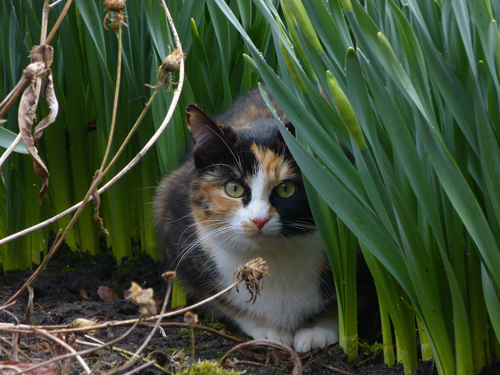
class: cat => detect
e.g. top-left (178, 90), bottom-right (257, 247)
top-left (153, 87), bottom-right (341, 353)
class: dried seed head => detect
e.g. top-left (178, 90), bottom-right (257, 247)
top-left (233, 257), bottom-right (269, 304)
top-left (69, 318), bottom-right (99, 336)
top-left (104, 0), bottom-right (126, 12)
top-left (162, 48), bottom-right (185, 73)
top-left (183, 311), bottom-right (199, 326)
top-left (162, 271), bottom-right (177, 282)
top-left (127, 281), bottom-right (157, 316)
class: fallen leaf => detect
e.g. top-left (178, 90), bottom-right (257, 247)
top-left (97, 286), bottom-right (120, 302)
top-left (80, 289), bottom-right (92, 301)
top-left (0, 361), bottom-right (60, 375)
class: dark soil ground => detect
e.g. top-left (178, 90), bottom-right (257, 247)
top-left (1, 242), bottom-right (499, 375)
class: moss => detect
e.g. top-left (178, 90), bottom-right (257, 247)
top-left (179, 328), bottom-right (190, 336)
top-left (177, 360), bottom-right (242, 375)
top-left (203, 314), bottom-right (228, 332)
top-left (359, 342), bottom-right (384, 364)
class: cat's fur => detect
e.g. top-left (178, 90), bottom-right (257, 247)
top-left (153, 88), bottom-right (340, 352)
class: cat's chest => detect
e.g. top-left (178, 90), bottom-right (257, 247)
top-left (206, 231), bottom-right (328, 326)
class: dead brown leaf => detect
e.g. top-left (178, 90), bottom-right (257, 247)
top-left (0, 361), bottom-right (60, 375)
top-left (80, 289), bottom-right (92, 301)
top-left (97, 286), bottom-right (120, 302)
top-left (17, 45), bottom-right (58, 204)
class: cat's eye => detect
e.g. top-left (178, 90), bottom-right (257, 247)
top-left (225, 181), bottom-right (245, 198)
top-left (276, 181), bottom-right (296, 198)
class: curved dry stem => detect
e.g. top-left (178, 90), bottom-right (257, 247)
top-left (46, 0), bottom-right (74, 45)
top-left (220, 339), bottom-right (303, 375)
top-left (35, 328), bottom-right (91, 374)
top-left (0, 0), bottom-right (185, 253)
top-left (76, 337), bottom-right (173, 374)
top-left (103, 280), bottom-right (173, 375)
top-left (99, 24), bottom-right (123, 172)
top-left (6, 318), bottom-right (142, 375)
top-left (0, 133), bottom-right (22, 170)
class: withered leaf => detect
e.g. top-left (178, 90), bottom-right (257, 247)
top-left (80, 289), bottom-right (92, 301)
top-left (18, 82), bottom-right (50, 204)
top-left (18, 45), bottom-right (57, 204)
top-left (0, 361), bottom-right (60, 375)
top-left (97, 286), bottom-right (120, 302)
top-left (33, 70), bottom-right (58, 144)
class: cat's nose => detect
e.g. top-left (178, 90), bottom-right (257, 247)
top-left (251, 217), bottom-right (269, 230)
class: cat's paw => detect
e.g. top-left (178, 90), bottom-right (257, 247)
top-left (250, 327), bottom-right (294, 347)
top-left (293, 323), bottom-right (339, 353)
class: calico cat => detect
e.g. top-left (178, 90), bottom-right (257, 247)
top-left (153, 87), bottom-right (339, 353)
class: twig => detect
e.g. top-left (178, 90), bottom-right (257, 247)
top-left (0, 300), bottom-right (17, 312)
top-left (319, 362), bottom-right (355, 375)
top-left (142, 322), bottom-right (244, 343)
top-left (220, 339), bottom-right (303, 375)
top-left (0, 336), bottom-right (32, 361)
top-left (1, 230), bottom-right (62, 307)
top-left (103, 279), bottom-right (173, 375)
top-left (0, 269), bottom-right (254, 336)
top-left (76, 337), bottom-right (173, 375)
top-left (4, 319), bottom-right (143, 375)
top-left (99, 22), bottom-right (123, 172)
top-left (120, 360), bottom-right (156, 375)
top-left (34, 328), bottom-right (91, 374)
top-left (46, 0), bottom-right (73, 44)
top-left (0, 0), bottom-right (184, 308)
top-left (0, 257), bottom-right (266, 374)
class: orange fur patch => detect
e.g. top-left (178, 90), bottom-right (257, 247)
top-left (192, 184), bottom-right (242, 224)
top-left (250, 143), bottom-right (296, 183)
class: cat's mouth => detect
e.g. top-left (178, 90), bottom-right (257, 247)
top-left (245, 229), bottom-right (276, 245)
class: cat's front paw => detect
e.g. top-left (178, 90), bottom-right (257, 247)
top-left (293, 323), bottom-right (339, 353)
top-left (250, 327), bottom-right (294, 347)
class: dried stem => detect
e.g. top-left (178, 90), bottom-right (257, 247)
top-left (46, 0), bottom-right (73, 44)
top-left (4, 318), bottom-right (142, 375)
top-left (103, 279), bottom-right (173, 375)
top-left (34, 328), bottom-right (91, 374)
top-left (76, 337), bottom-right (173, 374)
top-left (99, 24), bottom-right (123, 172)
top-left (220, 339), bottom-right (303, 375)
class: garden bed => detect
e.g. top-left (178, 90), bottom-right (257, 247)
top-left (0, 242), bottom-right (497, 375)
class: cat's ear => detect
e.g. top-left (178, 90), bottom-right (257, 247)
top-left (186, 104), bottom-right (236, 168)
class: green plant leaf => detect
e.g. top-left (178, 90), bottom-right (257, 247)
top-left (0, 127), bottom-right (29, 154)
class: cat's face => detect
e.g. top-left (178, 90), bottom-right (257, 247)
top-left (187, 105), bottom-right (315, 252)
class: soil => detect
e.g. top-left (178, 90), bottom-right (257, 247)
top-left (1, 242), bottom-right (499, 375)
